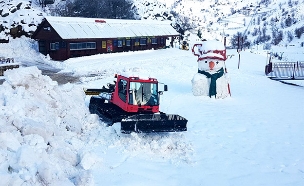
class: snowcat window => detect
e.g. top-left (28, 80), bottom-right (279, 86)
top-left (118, 79), bottom-right (127, 102)
top-left (129, 82), bottom-right (158, 106)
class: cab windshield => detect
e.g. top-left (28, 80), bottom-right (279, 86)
top-left (129, 82), bottom-right (158, 106)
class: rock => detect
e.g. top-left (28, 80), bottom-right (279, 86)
top-left (10, 7), bottom-right (17, 14)
top-left (16, 2), bottom-right (22, 10)
top-left (2, 13), bottom-right (9, 17)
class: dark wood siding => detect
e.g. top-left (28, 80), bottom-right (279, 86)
top-left (32, 22), bottom-right (61, 40)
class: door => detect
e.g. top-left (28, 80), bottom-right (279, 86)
top-left (107, 40), bottom-right (113, 52)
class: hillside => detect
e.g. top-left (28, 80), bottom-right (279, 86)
top-left (0, 0), bottom-right (46, 40)
top-left (1, 0), bottom-right (304, 47)
top-left (134, 0), bottom-right (304, 47)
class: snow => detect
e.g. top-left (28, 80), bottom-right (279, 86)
top-left (0, 65), bottom-right (98, 185)
top-left (1, 0), bottom-right (304, 184)
top-left (1, 37), bottom-right (304, 185)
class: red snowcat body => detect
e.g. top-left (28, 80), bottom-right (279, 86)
top-left (84, 74), bottom-right (187, 133)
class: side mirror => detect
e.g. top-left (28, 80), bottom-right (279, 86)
top-left (164, 85), bottom-right (168, 91)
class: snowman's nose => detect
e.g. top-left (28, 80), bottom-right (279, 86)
top-left (209, 61), bottom-right (215, 70)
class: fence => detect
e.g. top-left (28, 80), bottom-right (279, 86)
top-left (0, 57), bottom-right (19, 76)
top-left (265, 61), bottom-right (304, 80)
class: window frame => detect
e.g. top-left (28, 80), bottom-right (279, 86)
top-left (70, 42), bottom-right (96, 51)
top-left (140, 38), bottom-right (147, 46)
top-left (50, 42), bottom-right (59, 51)
top-left (126, 40), bottom-right (131, 46)
top-left (118, 40), bottom-right (123, 47)
top-left (151, 38), bottom-right (158, 44)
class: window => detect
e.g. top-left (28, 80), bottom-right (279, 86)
top-left (60, 41), bottom-right (66, 48)
top-left (50, 42), bottom-right (59, 50)
top-left (113, 40), bottom-right (118, 47)
top-left (70, 42), bottom-right (96, 50)
top-left (126, 40), bottom-right (131, 46)
top-left (160, 38), bottom-right (164, 44)
top-left (39, 41), bottom-right (46, 54)
top-left (118, 40), bottom-right (123, 47)
top-left (151, 38), bottom-right (158, 44)
top-left (135, 38), bottom-right (140, 46)
top-left (70, 43), bottom-right (77, 50)
top-left (129, 82), bottom-right (158, 106)
top-left (43, 27), bottom-right (51, 32)
top-left (118, 79), bottom-right (127, 102)
top-left (140, 38), bottom-right (147, 45)
top-left (87, 42), bottom-right (96, 49)
top-left (50, 43), bottom-right (55, 50)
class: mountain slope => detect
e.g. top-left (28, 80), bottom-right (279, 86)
top-left (134, 0), bottom-right (304, 47)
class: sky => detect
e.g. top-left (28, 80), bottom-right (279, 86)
top-left (1, 36), bottom-right (304, 185)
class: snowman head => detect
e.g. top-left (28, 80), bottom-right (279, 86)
top-left (197, 40), bottom-right (226, 72)
top-left (198, 58), bottom-right (225, 71)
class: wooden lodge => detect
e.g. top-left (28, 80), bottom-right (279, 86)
top-left (32, 16), bottom-right (180, 61)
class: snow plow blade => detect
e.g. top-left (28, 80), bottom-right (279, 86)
top-left (120, 113), bottom-right (187, 133)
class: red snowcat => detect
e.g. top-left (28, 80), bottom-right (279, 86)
top-left (84, 74), bottom-right (187, 133)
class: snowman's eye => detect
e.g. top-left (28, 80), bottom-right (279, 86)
top-left (216, 61), bottom-right (219, 64)
top-left (205, 61), bottom-right (207, 63)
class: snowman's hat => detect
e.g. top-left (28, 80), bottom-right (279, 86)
top-left (198, 49), bottom-right (227, 61)
top-left (194, 40), bottom-right (227, 61)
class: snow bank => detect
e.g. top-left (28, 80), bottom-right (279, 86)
top-left (0, 66), bottom-right (100, 185)
top-left (0, 37), bottom-right (65, 71)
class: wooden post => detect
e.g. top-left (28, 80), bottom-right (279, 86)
top-left (238, 52), bottom-right (241, 69)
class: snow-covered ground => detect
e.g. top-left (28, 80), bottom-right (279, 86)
top-left (1, 38), bottom-right (304, 185)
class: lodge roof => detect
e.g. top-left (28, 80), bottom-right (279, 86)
top-left (44, 16), bottom-right (179, 39)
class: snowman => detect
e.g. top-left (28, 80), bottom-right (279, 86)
top-left (191, 40), bottom-right (230, 99)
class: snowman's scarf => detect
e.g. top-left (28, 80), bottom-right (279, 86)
top-left (198, 67), bottom-right (224, 97)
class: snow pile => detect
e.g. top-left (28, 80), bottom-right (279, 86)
top-left (5, 36), bottom-right (36, 58)
top-left (0, 66), bottom-right (99, 185)
top-left (0, 36), bottom-right (49, 63)
top-left (109, 131), bottom-right (194, 163)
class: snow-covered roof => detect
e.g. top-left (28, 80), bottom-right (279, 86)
top-left (45, 16), bottom-right (179, 39)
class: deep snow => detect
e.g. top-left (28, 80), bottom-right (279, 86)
top-left (1, 37), bottom-right (304, 185)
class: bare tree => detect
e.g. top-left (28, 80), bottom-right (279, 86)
top-left (171, 11), bottom-right (196, 39)
top-left (54, 0), bottom-right (137, 19)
